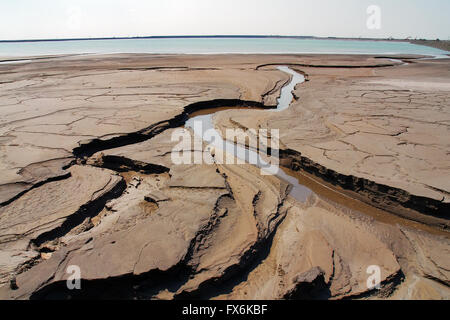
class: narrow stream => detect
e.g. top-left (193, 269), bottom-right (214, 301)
top-left (185, 66), bottom-right (445, 235)
top-left (185, 66), bottom-right (312, 202)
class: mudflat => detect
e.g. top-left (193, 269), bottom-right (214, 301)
top-left (0, 53), bottom-right (448, 299)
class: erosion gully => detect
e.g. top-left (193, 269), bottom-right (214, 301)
top-left (185, 66), bottom-right (312, 202)
top-left (27, 64), bottom-right (446, 299)
top-left (68, 64), bottom-right (447, 235)
top-left (184, 66), bottom-right (446, 235)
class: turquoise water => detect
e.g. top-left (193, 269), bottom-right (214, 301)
top-left (0, 37), bottom-right (448, 58)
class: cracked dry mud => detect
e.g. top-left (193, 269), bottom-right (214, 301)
top-left (0, 54), bottom-right (448, 300)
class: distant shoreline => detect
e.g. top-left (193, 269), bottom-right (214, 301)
top-left (1, 36), bottom-right (447, 59)
top-left (0, 35), bottom-right (446, 45)
top-left (409, 39), bottom-right (450, 52)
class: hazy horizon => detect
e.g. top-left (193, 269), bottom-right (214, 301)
top-left (1, 0), bottom-right (449, 41)
top-left (0, 34), bottom-right (443, 43)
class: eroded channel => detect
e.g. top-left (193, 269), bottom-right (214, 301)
top-left (185, 66), bottom-right (312, 203)
top-left (184, 66), bottom-right (447, 235)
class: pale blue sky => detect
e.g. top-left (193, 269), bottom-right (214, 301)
top-left (0, 0), bottom-right (449, 40)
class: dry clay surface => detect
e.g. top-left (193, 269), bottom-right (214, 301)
top-left (0, 54), bottom-right (448, 299)
top-left (216, 57), bottom-right (450, 225)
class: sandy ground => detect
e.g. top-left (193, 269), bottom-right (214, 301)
top-left (0, 54), bottom-right (448, 299)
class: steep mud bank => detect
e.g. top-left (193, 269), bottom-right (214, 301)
top-left (1, 56), bottom-right (448, 300)
top-left (73, 65), bottom-right (448, 229)
top-left (30, 178), bottom-right (127, 248)
top-left (280, 148), bottom-right (449, 230)
top-left (0, 172), bottom-right (72, 207)
top-left (73, 99), bottom-right (274, 159)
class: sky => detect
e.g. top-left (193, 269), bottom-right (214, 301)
top-left (0, 0), bottom-right (449, 40)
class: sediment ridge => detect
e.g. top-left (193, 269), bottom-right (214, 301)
top-left (0, 54), bottom-right (448, 300)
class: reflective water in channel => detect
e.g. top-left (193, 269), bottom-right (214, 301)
top-left (185, 66), bottom-right (312, 202)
